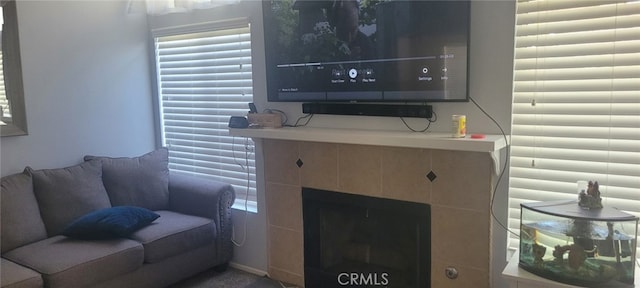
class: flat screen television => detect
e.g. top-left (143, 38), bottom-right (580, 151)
top-left (263, 0), bottom-right (470, 103)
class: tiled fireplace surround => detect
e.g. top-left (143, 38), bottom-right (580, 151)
top-left (261, 139), bottom-right (496, 288)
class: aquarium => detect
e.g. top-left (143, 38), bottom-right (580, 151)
top-left (520, 200), bottom-right (638, 287)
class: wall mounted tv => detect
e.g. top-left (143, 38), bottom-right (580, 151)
top-left (263, 0), bottom-right (470, 103)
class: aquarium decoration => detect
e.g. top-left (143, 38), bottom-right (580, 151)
top-left (579, 180), bottom-right (603, 209)
top-left (519, 200), bottom-right (638, 287)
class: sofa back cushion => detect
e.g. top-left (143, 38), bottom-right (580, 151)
top-left (1, 171), bottom-right (48, 253)
top-left (84, 148), bottom-right (170, 211)
top-left (27, 160), bottom-right (112, 236)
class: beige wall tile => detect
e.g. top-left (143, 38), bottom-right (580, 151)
top-left (337, 144), bottom-right (382, 197)
top-left (381, 147), bottom-right (431, 204)
top-left (431, 150), bottom-right (493, 211)
top-left (263, 139), bottom-right (300, 185)
top-left (431, 260), bottom-right (489, 288)
top-left (265, 182), bottom-right (302, 231)
top-left (269, 226), bottom-right (304, 275)
top-left (299, 141), bottom-right (338, 191)
top-left (430, 205), bottom-right (490, 270)
top-left (268, 267), bottom-right (304, 287)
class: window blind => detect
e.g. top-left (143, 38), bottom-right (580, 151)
top-left (508, 0), bottom-right (640, 262)
top-left (0, 49), bottom-right (9, 121)
top-left (0, 8), bottom-right (7, 122)
top-left (153, 24), bottom-right (257, 211)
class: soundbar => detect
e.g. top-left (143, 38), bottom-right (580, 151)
top-left (302, 103), bottom-right (433, 118)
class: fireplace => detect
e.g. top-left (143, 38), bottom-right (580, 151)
top-left (302, 188), bottom-right (430, 288)
top-left (260, 139), bottom-right (497, 287)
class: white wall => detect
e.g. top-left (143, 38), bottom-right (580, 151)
top-left (0, 0), bottom-right (156, 176)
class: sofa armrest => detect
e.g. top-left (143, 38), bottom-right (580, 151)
top-left (168, 172), bottom-right (236, 263)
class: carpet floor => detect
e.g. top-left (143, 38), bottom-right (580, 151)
top-left (169, 267), bottom-right (294, 288)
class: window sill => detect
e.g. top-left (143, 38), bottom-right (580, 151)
top-left (232, 199), bottom-right (258, 213)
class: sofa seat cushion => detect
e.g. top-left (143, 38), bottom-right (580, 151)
top-left (129, 210), bottom-right (216, 263)
top-left (1, 258), bottom-right (43, 288)
top-left (3, 236), bottom-right (143, 288)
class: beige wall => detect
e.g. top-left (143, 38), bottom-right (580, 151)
top-left (262, 139), bottom-right (495, 287)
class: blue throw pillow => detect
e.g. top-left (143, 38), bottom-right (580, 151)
top-left (62, 206), bottom-right (160, 239)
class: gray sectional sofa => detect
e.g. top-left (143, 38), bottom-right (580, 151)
top-left (0, 148), bottom-right (236, 288)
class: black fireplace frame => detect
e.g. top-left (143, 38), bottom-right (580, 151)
top-left (302, 187), bottom-right (431, 288)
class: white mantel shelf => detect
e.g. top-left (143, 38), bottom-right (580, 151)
top-left (229, 126), bottom-right (508, 153)
top-left (230, 127), bottom-right (508, 174)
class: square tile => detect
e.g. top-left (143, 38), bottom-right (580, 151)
top-left (265, 183), bottom-right (302, 231)
top-left (337, 144), bottom-right (382, 197)
top-left (431, 150), bottom-right (493, 211)
top-left (381, 147), bottom-right (431, 204)
top-left (431, 260), bottom-right (489, 288)
top-left (268, 266), bottom-right (304, 287)
top-left (300, 141), bottom-right (338, 191)
top-left (430, 205), bottom-right (490, 270)
top-left (268, 226), bottom-right (304, 275)
top-left (263, 139), bottom-right (300, 185)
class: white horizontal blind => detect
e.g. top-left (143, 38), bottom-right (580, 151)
top-left (154, 24), bottom-right (257, 210)
top-left (0, 49), bottom-right (9, 121)
top-left (509, 0), bottom-right (640, 261)
top-left (0, 8), bottom-right (7, 122)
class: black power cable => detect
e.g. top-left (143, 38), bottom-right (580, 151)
top-left (400, 110), bottom-right (438, 132)
top-left (469, 96), bottom-right (517, 238)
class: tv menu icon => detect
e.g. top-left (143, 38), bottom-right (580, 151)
top-left (331, 69), bottom-right (347, 84)
top-left (349, 68), bottom-right (358, 79)
top-left (365, 69), bottom-right (374, 77)
top-left (418, 66), bottom-right (433, 82)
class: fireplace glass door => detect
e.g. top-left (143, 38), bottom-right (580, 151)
top-left (303, 188), bottom-right (430, 288)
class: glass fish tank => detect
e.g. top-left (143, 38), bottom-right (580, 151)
top-left (520, 200), bottom-right (638, 287)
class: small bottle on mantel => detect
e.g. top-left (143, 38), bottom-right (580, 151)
top-left (452, 115), bottom-right (466, 138)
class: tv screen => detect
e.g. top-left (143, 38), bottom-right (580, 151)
top-left (263, 0), bottom-right (470, 103)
